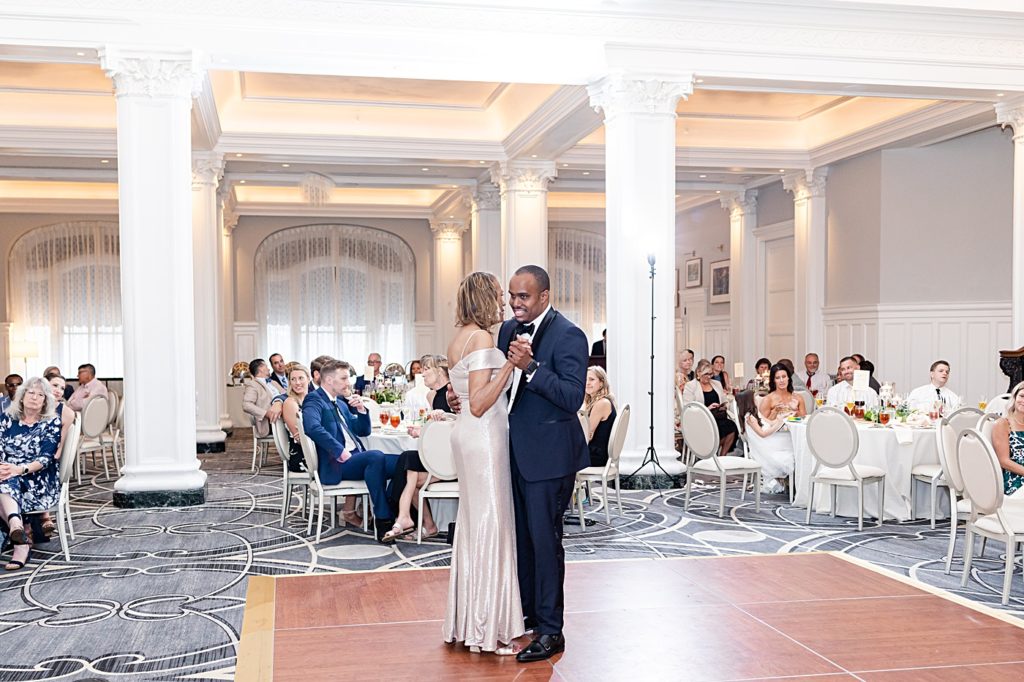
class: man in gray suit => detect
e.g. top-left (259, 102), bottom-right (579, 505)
top-left (242, 358), bottom-right (283, 437)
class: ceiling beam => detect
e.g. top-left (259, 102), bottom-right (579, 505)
top-left (502, 85), bottom-right (603, 160)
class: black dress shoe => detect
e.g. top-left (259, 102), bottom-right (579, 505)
top-left (516, 633), bottom-right (565, 663)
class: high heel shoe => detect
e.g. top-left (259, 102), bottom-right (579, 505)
top-left (468, 644), bottom-right (520, 656)
top-left (6, 513), bottom-right (30, 546)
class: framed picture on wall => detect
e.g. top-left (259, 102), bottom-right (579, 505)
top-left (684, 257), bottom-right (702, 288)
top-left (710, 259), bottom-right (730, 303)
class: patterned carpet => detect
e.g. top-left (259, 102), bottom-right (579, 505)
top-left (2, 436), bottom-right (1022, 681)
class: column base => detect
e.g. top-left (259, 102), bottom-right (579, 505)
top-left (218, 415), bottom-right (234, 432)
top-left (113, 487), bottom-right (205, 508)
top-left (196, 426), bottom-right (227, 454)
top-left (197, 441), bottom-right (226, 453)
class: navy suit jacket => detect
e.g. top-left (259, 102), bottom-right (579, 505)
top-left (498, 309), bottom-right (589, 482)
top-left (301, 386), bottom-right (372, 485)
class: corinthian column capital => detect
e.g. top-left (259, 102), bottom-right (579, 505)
top-left (996, 100), bottom-right (1024, 141)
top-left (430, 219), bottom-right (468, 242)
top-left (490, 160), bottom-right (557, 194)
top-left (100, 46), bottom-right (206, 100)
top-left (588, 73), bottom-right (694, 120)
top-left (721, 190), bottom-right (758, 218)
top-left (783, 168), bottom-right (829, 202)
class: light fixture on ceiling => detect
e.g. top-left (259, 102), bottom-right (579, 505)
top-left (100, 159), bottom-right (109, 164)
top-left (779, 169), bottom-right (786, 173)
top-left (699, 174), bottom-right (707, 178)
top-left (281, 163), bottom-right (290, 168)
top-left (478, 160), bottom-right (487, 164)
top-left (239, 180), bottom-right (246, 184)
top-left (235, 153), bottom-right (243, 157)
top-left (997, 93), bottom-right (1005, 97)
top-left (562, 163), bottom-right (569, 167)
top-left (715, 190), bottom-right (721, 194)
top-left (421, 167), bottom-right (430, 172)
top-left (530, 154), bottom-right (538, 158)
top-left (582, 171), bottom-right (590, 176)
top-left (449, 185), bottom-right (458, 188)
top-left (695, 78), bottom-right (704, 84)
top-left (75, 52), bottom-right (85, 57)
top-left (300, 172), bottom-right (334, 207)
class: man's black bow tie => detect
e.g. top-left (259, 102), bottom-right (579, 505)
top-left (515, 322), bottom-right (536, 336)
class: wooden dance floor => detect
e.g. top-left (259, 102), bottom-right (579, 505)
top-left (236, 552), bottom-right (1024, 681)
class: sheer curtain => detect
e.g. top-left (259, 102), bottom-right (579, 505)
top-left (8, 221), bottom-right (123, 377)
top-left (255, 224), bottom-right (415, 367)
top-left (549, 227), bottom-right (606, 342)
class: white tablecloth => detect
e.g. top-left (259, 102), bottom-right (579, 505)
top-left (365, 428), bottom-right (458, 530)
top-left (789, 421), bottom-right (949, 522)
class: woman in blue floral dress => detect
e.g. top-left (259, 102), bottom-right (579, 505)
top-left (0, 377), bottom-right (61, 570)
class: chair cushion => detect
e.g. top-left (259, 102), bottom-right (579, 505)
top-left (815, 464), bottom-right (885, 482)
top-left (691, 457), bottom-right (761, 474)
top-left (973, 507), bottom-right (1024, 535)
top-left (322, 482), bottom-right (369, 494)
top-left (424, 481), bottom-right (460, 493)
top-left (911, 464), bottom-right (943, 480)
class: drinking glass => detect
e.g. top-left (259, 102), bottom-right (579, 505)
top-left (379, 408), bottom-right (390, 426)
top-left (979, 395), bottom-right (988, 410)
top-left (815, 396), bottom-right (824, 407)
top-left (845, 401), bottom-right (855, 416)
top-left (390, 412), bottom-right (401, 428)
top-left (879, 410), bottom-right (891, 426)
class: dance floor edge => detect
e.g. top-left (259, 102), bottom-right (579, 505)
top-left (235, 552), bottom-right (1024, 682)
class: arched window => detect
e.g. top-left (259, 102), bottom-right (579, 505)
top-left (8, 221), bottom-right (123, 376)
top-left (549, 227), bottom-right (606, 342)
top-left (255, 224), bottom-right (415, 365)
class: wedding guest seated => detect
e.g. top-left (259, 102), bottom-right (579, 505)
top-left (710, 355), bottom-right (733, 393)
top-left (268, 353), bottom-right (289, 391)
top-left (1, 374), bottom-right (22, 412)
top-left (826, 356), bottom-right (880, 409)
top-left (302, 359), bottom-right (397, 541)
top-left (242, 358), bottom-right (283, 437)
top-left (795, 353), bottom-right (832, 397)
top-left (591, 329), bottom-right (606, 357)
top-left (745, 358), bottom-right (772, 392)
top-left (354, 352), bottom-right (383, 394)
top-left (67, 364), bottom-right (108, 412)
top-left (675, 348), bottom-right (695, 389)
top-left (994, 382), bottom-right (1024, 496)
top-left (907, 360), bottom-right (962, 413)
top-left (282, 362), bottom-right (362, 527)
top-left (583, 366), bottom-right (616, 467)
top-left (758, 363), bottom-right (807, 421)
top-left (737, 390), bottom-right (794, 495)
top-left (43, 367), bottom-right (73, 401)
top-left (407, 359), bottom-right (422, 382)
top-left (683, 360), bottom-right (736, 456)
top-left (382, 354), bottom-right (453, 542)
top-left (46, 375), bottom-right (75, 459)
top-left (0, 377), bottom-right (62, 570)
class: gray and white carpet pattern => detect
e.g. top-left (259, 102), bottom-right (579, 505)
top-left (2, 465), bottom-right (1023, 681)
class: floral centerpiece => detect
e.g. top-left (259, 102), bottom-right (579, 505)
top-left (373, 386), bottom-right (404, 405)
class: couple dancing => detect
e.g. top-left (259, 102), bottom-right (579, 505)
top-left (443, 265), bottom-right (589, 662)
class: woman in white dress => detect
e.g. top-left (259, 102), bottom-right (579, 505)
top-left (443, 271), bottom-right (524, 655)
top-left (737, 389), bottom-right (794, 495)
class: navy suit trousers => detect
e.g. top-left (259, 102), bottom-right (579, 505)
top-left (338, 449), bottom-right (398, 520)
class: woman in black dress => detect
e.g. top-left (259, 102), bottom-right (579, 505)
top-left (583, 366), bottom-right (616, 467)
top-left (683, 359), bottom-right (737, 456)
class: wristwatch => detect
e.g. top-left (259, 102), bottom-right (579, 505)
top-left (525, 360), bottom-right (540, 377)
top-left (21, 466), bottom-right (28, 476)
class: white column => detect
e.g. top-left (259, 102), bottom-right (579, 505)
top-left (217, 187), bottom-right (238, 431)
top-left (784, 168), bottom-right (829, 363)
top-left (431, 219), bottom-right (468, 350)
top-left (192, 152), bottom-right (227, 451)
top-left (101, 47), bottom-right (207, 506)
top-left (491, 160), bottom-right (557, 285)
top-left (465, 183), bottom-right (502, 276)
top-left (589, 74), bottom-right (693, 478)
top-left (997, 103), bottom-right (1024, 347)
top-left (723, 190), bottom-right (758, 375)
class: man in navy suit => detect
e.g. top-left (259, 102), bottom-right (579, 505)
top-left (301, 359), bottom-right (397, 541)
top-left (498, 265), bottom-right (589, 663)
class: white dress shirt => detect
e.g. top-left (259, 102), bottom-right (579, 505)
top-left (826, 381), bottom-right (880, 409)
top-left (908, 383), bottom-right (961, 412)
top-left (508, 304), bottom-right (552, 413)
top-left (795, 371), bottom-right (833, 395)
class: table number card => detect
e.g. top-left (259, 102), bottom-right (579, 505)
top-left (363, 367), bottom-right (375, 383)
top-left (852, 370), bottom-right (870, 391)
top-left (415, 374), bottom-right (425, 388)
top-left (733, 362), bottom-right (744, 379)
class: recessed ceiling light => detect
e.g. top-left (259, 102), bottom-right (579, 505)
top-left (75, 52), bottom-right (85, 57)
top-left (699, 174), bottom-right (707, 178)
top-left (530, 154), bottom-right (538, 158)
top-left (695, 78), bottom-right (704, 84)
top-left (582, 171), bottom-right (590, 176)
top-left (100, 159), bottom-right (109, 164)
top-left (281, 163), bottom-right (290, 167)
top-left (421, 167), bottom-right (430, 171)
top-left (997, 93), bottom-right (1005, 97)
top-left (562, 163), bottom-right (569, 167)
top-left (449, 215), bottom-right (454, 218)
top-left (239, 180), bottom-right (246, 184)
top-left (779, 169), bottom-right (786, 173)
top-left (449, 185), bottom-right (457, 188)
top-left (478, 160), bottom-right (487, 164)
top-left (675, 194), bottom-right (680, 198)
top-left (235, 153), bottom-right (243, 157)
top-left (715, 190), bottom-right (721, 194)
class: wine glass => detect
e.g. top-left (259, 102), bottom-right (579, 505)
top-left (979, 395), bottom-right (988, 411)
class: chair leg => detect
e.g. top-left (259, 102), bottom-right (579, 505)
top-left (280, 473), bottom-right (289, 527)
top-left (330, 496), bottom-right (337, 531)
top-left (719, 475), bottom-right (726, 518)
top-left (307, 490), bottom-right (316, 535)
top-left (603, 477), bottom-right (611, 524)
top-left (788, 473), bottom-right (795, 504)
top-left (805, 481), bottom-right (815, 524)
top-left (1002, 535), bottom-right (1016, 605)
top-left (945, 513), bottom-right (959, 575)
top-left (316, 491), bottom-right (325, 543)
top-left (56, 498), bottom-right (70, 561)
top-left (754, 471), bottom-right (761, 513)
top-left (878, 479), bottom-right (885, 525)
top-left (577, 481), bottom-right (585, 530)
top-left (101, 445), bottom-right (110, 481)
top-left (961, 525), bottom-right (975, 588)
top-left (615, 475), bottom-right (622, 514)
top-left (684, 469), bottom-right (693, 511)
top-left (929, 481), bottom-right (938, 530)
top-left (910, 476), bottom-right (917, 521)
top-left (363, 496), bottom-right (369, 531)
top-left (741, 474), bottom-right (748, 502)
top-left (981, 537), bottom-right (988, 557)
top-left (417, 489), bottom-right (425, 544)
top-left (830, 485), bottom-right (837, 518)
top-left (857, 482), bottom-right (864, 532)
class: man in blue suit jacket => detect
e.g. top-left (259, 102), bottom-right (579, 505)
top-left (301, 359), bottom-right (397, 540)
top-left (499, 265), bottom-right (588, 663)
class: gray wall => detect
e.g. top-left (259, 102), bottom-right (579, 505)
top-left (756, 181), bottom-right (794, 227)
top-left (676, 200), bottom-right (731, 317)
top-left (826, 150), bottom-right (883, 307)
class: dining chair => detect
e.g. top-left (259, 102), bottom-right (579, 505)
top-left (985, 393), bottom-right (1011, 417)
top-left (46, 417), bottom-right (81, 561)
top-left (804, 406), bottom-right (885, 531)
top-left (100, 394), bottom-right (125, 473)
top-left (682, 401), bottom-right (761, 518)
top-left (574, 404), bottom-right (631, 527)
top-left (958, 428), bottom-right (1024, 605)
top-left (270, 418), bottom-right (311, 527)
top-left (977, 412), bottom-right (1000, 443)
top-left (296, 414), bottom-right (370, 543)
top-left (417, 419), bottom-right (459, 544)
top-left (76, 395), bottom-right (111, 483)
top-left (911, 406), bottom-right (982, 529)
top-left (249, 416), bottom-right (274, 472)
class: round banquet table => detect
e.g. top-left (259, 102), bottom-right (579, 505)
top-left (789, 420), bottom-right (950, 522)
top-left (365, 427), bottom-right (458, 531)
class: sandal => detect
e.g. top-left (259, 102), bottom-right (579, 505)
top-left (4, 547), bottom-right (30, 571)
top-left (340, 510), bottom-right (364, 528)
top-left (6, 513), bottom-right (30, 546)
top-left (380, 523), bottom-right (415, 543)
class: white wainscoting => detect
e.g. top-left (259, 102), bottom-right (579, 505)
top-left (414, 321), bottom-right (439, 358)
top-left (232, 322), bottom-right (260, 364)
top-left (679, 287), bottom-right (732, 361)
top-left (824, 302), bottom-right (1012, 403)
top-left (703, 315), bottom-right (732, 362)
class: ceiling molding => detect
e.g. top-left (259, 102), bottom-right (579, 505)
top-left (191, 73), bottom-right (222, 151)
top-left (0, 126), bottom-right (116, 157)
top-left (430, 188), bottom-right (469, 221)
top-left (216, 132), bottom-right (506, 162)
top-left (0, 197), bottom-right (117, 213)
top-left (502, 85), bottom-right (601, 160)
top-left (0, 167), bottom-right (117, 182)
top-left (223, 172), bottom-right (475, 190)
top-left (235, 202), bottom-right (432, 219)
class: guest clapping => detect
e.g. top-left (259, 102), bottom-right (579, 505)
top-left (0, 378), bottom-right (62, 570)
top-left (582, 367), bottom-right (616, 467)
top-left (683, 360), bottom-right (737, 456)
top-left (993, 382), bottom-right (1024, 496)
top-left (758, 363), bottom-right (806, 421)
